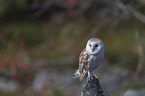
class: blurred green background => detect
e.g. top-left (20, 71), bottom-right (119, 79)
top-left (0, 0), bottom-right (145, 96)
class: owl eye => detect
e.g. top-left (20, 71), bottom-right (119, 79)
top-left (89, 44), bottom-right (91, 47)
top-left (95, 44), bottom-right (98, 47)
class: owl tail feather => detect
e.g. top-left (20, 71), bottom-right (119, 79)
top-left (73, 69), bottom-right (80, 78)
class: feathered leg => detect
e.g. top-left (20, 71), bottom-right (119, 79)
top-left (92, 71), bottom-right (100, 79)
top-left (87, 71), bottom-right (94, 80)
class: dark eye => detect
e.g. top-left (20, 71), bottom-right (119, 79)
top-left (89, 44), bottom-right (91, 47)
top-left (95, 44), bottom-right (98, 47)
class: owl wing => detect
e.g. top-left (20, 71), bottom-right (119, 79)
top-left (79, 49), bottom-right (91, 81)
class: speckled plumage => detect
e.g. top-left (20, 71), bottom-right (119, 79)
top-left (73, 38), bottom-right (105, 81)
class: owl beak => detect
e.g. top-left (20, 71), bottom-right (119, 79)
top-left (92, 48), bottom-right (95, 52)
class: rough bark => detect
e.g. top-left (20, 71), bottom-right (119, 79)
top-left (81, 76), bottom-right (108, 96)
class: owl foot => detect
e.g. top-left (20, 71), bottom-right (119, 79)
top-left (87, 71), bottom-right (93, 81)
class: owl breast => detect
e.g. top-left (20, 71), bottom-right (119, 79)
top-left (88, 53), bottom-right (104, 70)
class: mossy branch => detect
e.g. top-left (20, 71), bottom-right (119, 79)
top-left (81, 76), bottom-right (108, 96)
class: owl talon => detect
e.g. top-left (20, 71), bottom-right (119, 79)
top-left (87, 76), bottom-right (93, 81)
top-left (94, 75), bottom-right (100, 80)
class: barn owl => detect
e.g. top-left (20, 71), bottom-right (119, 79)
top-left (73, 38), bottom-right (105, 81)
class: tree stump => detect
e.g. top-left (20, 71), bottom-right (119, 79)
top-left (81, 76), bottom-right (108, 96)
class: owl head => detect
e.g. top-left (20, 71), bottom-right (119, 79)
top-left (86, 38), bottom-right (104, 55)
